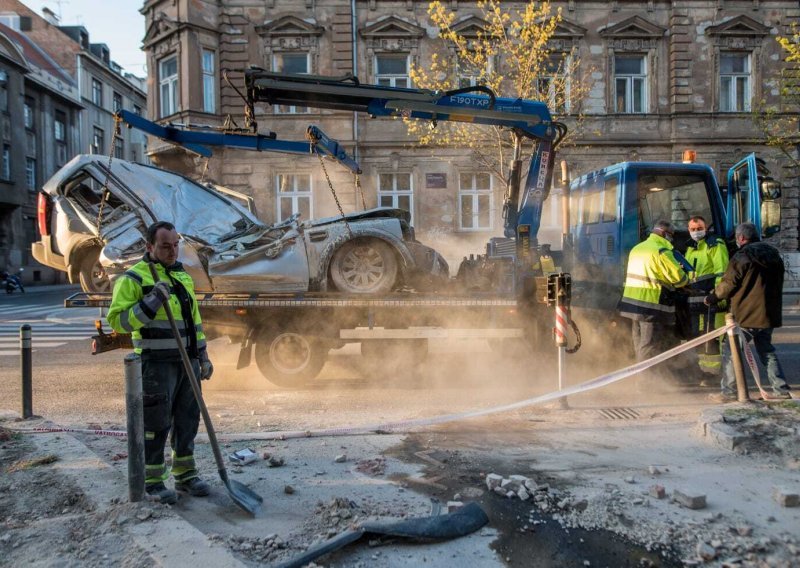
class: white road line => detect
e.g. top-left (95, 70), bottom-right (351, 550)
top-left (0, 347), bottom-right (61, 355)
top-left (0, 338), bottom-right (86, 343)
top-left (0, 342), bottom-right (66, 348)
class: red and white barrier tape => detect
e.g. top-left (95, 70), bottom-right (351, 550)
top-left (738, 329), bottom-right (769, 398)
top-left (12, 324), bottom-right (733, 442)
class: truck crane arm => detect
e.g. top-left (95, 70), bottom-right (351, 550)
top-left (243, 69), bottom-right (566, 241)
top-left (114, 109), bottom-right (361, 174)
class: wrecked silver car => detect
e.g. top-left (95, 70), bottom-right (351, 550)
top-left (33, 155), bottom-right (448, 294)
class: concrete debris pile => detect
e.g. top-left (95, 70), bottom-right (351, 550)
top-left (209, 532), bottom-right (287, 563)
top-left (485, 473), bottom-right (588, 514)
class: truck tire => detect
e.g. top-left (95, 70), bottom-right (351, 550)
top-left (330, 238), bottom-right (399, 295)
top-left (78, 248), bottom-right (111, 293)
top-left (254, 328), bottom-right (327, 388)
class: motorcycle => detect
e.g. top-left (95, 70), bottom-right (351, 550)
top-left (1, 268), bottom-right (24, 294)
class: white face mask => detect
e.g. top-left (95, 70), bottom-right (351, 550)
top-left (690, 230), bottom-right (706, 242)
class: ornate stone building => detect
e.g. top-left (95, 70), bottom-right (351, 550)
top-left (139, 1), bottom-right (799, 263)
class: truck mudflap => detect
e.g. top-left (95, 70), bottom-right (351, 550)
top-left (236, 327), bottom-right (257, 370)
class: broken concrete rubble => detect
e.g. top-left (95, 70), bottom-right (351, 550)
top-left (672, 490), bottom-right (707, 510)
top-left (772, 487), bottom-right (799, 508)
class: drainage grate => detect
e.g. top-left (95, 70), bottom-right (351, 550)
top-left (598, 407), bottom-right (640, 420)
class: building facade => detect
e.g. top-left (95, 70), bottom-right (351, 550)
top-left (0, 23), bottom-right (82, 282)
top-left (0, 1), bottom-right (147, 283)
top-left (139, 0), bottom-right (799, 262)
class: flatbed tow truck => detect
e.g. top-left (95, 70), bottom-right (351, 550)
top-left (66, 70), bottom-right (782, 387)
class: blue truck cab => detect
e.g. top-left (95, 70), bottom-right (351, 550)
top-left (568, 154), bottom-right (782, 313)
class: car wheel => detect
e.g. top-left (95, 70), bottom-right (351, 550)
top-left (254, 328), bottom-right (327, 388)
top-left (78, 249), bottom-right (111, 293)
top-left (330, 239), bottom-right (399, 295)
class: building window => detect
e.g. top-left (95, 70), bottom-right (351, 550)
top-left (91, 78), bottom-right (103, 106)
top-left (56, 142), bottom-right (67, 167)
top-left (272, 53), bottom-right (310, 113)
top-left (276, 173), bottom-right (312, 221)
top-left (114, 137), bottom-right (124, 159)
top-left (92, 127), bottom-right (104, 154)
top-left (378, 173), bottom-right (414, 224)
top-left (54, 111), bottom-right (66, 141)
top-left (159, 55), bottom-right (179, 117)
top-left (720, 53), bottom-right (751, 112)
top-left (0, 70), bottom-right (8, 113)
top-left (202, 49), bottom-right (216, 113)
top-left (23, 98), bottom-right (34, 129)
top-left (0, 12), bottom-right (20, 30)
top-left (112, 91), bottom-right (123, 113)
top-left (457, 55), bottom-right (491, 89)
top-left (459, 172), bottom-right (493, 231)
top-left (133, 104), bottom-right (142, 116)
top-left (375, 54), bottom-right (409, 88)
top-left (25, 157), bottom-right (35, 190)
top-left (2, 144), bottom-right (10, 180)
top-left (537, 54), bottom-right (570, 113)
top-left (614, 55), bottom-right (646, 113)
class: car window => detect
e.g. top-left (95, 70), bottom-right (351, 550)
top-left (64, 174), bottom-right (126, 222)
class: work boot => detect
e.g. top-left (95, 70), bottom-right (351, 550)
top-left (175, 477), bottom-right (210, 497)
top-left (707, 392), bottom-right (737, 404)
top-left (761, 389), bottom-right (792, 401)
top-left (146, 482), bottom-right (178, 504)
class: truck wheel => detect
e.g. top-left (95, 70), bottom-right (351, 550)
top-left (330, 239), bottom-right (398, 295)
top-left (254, 329), bottom-right (327, 388)
top-left (78, 248), bottom-right (111, 293)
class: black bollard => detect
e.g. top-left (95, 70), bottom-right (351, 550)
top-left (20, 325), bottom-right (32, 419)
top-left (124, 353), bottom-right (145, 502)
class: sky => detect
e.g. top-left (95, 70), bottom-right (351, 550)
top-left (25, 0), bottom-right (148, 76)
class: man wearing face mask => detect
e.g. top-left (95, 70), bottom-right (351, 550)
top-left (704, 222), bottom-right (791, 402)
top-left (684, 215), bottom-right (729, 377)
top-left (619, 220), bottom-right (690, 365)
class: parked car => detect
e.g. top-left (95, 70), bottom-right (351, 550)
top-left (33, 155), bottom-right (449, 294)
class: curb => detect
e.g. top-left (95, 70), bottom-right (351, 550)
top-left (1, 412), bottom-right (246, 568)
top-left (694, 407), bottom-right (749, 451)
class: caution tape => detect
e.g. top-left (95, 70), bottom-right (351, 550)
top-left (12, 324), bottom-right (734, 442)
top-left (738, 329), bottom-right (770, 398)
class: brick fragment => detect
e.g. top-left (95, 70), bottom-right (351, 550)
top-left (773, 487), bottom-right (800, 507)
top-left (649, 485), bottom-right (666, 499)
top-left (673, 489), bottom-right (706, 509)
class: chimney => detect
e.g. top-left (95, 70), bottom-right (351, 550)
top-left (42, 7), bottom-right (60, 25)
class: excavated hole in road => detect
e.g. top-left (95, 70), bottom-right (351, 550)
top-left (387, 432), bottom-right (680, 568)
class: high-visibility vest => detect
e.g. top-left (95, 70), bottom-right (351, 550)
top-left (107, 257), bottom-right (206, 357)
top-left (619, 233), bottom-right (689, 321)
top-left (685, 235), bottom-right (729, 287)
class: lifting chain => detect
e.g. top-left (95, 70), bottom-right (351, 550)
top-left (95, 113), bottom-right (123, 234)
top-left (354, 172), bottom-right (367, 211)
top-left (307, 134), bottom-right (353, 238)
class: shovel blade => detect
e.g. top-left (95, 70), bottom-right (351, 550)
top-left (225, 479), bottom-right (263, 516)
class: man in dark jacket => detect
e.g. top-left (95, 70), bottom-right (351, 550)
top-left (704, 222), bottom-right (791, 402)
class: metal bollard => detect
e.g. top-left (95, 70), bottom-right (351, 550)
top-left (725, 313), bottom-right (750, 403)
top-left (124, 353), bottom-right (145, 502)
top-left (20, 325), bottom-right (32, 419)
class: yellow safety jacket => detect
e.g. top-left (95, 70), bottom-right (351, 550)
top-left (107, 257), bottom-right (205, 357)
top-left (619, 233), bottom-right (689, 321)
top-left (685, 235), bottom-right (729, 287)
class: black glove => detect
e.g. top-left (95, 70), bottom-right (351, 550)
top-left (704, 293), bottom-right (719, 306)
top-left (142, 281), bottom-right (171, 312)
top-left (199, 349), bottom-right (213, 380)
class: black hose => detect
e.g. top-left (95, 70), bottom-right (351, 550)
top-left (566, 318), bottom-right (581, 354)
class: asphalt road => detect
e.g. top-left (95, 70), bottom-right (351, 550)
top-left (0, 285), bottom-right (798, 433)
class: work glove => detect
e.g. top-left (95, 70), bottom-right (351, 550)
top-left (199, 349), bottom-right (214, 381)
top-left (703, 293), bottom-right (718, 306)
top-left (142, 281), bottom-right (171, 312)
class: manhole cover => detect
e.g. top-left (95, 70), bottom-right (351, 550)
top-left (598, 407), bottom-right (640, 420)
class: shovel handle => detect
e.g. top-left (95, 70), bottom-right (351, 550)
top-left (147, 263), bottom-right (230, 485)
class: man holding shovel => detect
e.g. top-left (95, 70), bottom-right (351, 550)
top-left (108, 221), bottom-right (214, 504)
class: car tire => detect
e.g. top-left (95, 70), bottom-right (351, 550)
top-left (330, 239), bottom-right (399, 295)
top-left (78, 248), bottom-right (111, 293)
top-left (254, 328), bottom-right (327, 388)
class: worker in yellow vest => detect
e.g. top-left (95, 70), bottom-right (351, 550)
top-left (684, 215), bottom-right (729, 377)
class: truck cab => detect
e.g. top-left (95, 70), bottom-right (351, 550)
top-left (569, 154), bottom-right (781, 312)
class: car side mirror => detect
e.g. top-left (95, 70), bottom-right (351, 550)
top-left (761, 201), bottom-right (781, 238)
top-left (760, 177), bottom-right (781, 200)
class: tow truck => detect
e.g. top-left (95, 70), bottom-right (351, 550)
top-left (67, 71), bottom-right (782, 387)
